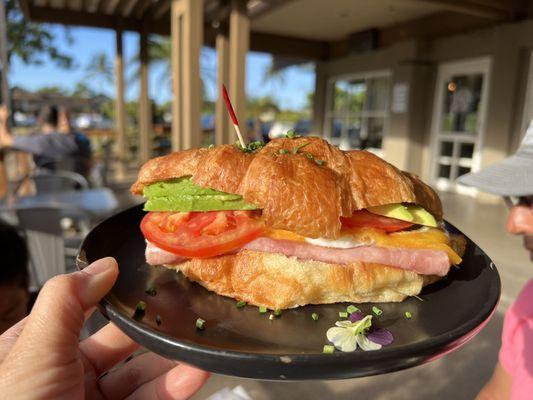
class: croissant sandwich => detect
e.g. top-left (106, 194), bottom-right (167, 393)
top-left (131, 136), bottom-right (466, 309)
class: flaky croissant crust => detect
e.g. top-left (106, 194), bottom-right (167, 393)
top-left (131, 137), bottom-right (442, 239)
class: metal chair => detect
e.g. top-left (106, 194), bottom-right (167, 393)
top-left (15, 205), bottom-right (88, 290)
top-left (31, 169), bottom-right (89, 193)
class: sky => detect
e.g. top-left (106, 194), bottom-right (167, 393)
top-left (9, 26), bottom-right (315, 111)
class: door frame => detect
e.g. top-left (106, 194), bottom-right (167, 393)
top-left (428, 57), bottom-right (492, 195)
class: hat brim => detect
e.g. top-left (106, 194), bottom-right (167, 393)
top-left (456, 154), bottom-right (533, 196)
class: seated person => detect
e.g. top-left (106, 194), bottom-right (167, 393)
top-left (0, 220), bottom-right (30, 334)
top-left (0, 105), bottom-right (92, 178)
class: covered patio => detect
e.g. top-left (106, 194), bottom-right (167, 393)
top-left (20, 0), bottom-right (532, 189)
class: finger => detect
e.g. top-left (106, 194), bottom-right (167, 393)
top-left (98, 352), bottom-right (176, 399)
top-left (0, 317), bottom-right (27, 362)
top-left (80, 322), bottom-right (139, 376)
top-left (4, 258), bottom-right (118, 364)
top-left (126, 364), bottom-right (210, 400)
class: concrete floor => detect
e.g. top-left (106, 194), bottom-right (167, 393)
top-left (187, 192), bottom-right (532, 400)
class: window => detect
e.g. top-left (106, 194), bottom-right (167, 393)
top-left (325, 73), bottom-right (390, 154)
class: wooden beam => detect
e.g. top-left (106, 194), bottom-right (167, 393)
top-left (412, 0), bottom-right (512, 20)
top-left (138, 25), bottom-right (152, 163)
top-left (228, 0), bottom-right (249, 140)
top-left (248, 0), bottom-right (295, 19)
top-left (123, 0), bottom-right (141, 18)
top-left (215, 33), bottom-right (230, 145)
top-left (132, 0), bottom-right (152, 19)
top-left (114, 0), bottom-right (132, 16)
top-left (147, 0), bottom-right (170, 20)
top-left (26, 6), bottom-right (170, 34)
top-left (114, 28), bottom-right (127, 176)
top-left (170, 0), bottom-right (203, 151)
top-left (170, 0), bottom-right (182, 151)
top-left (182, 0), bottom-right (203, 149)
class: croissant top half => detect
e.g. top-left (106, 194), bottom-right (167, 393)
top-left (131, 137), bottom-right (442, 239)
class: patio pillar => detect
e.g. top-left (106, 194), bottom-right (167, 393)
top-left (115, 28), bottom-right (127, 176)
top-left (312, 62), bottom-right (327, 135)
top-left (171, 0), bottom-right (203, 151)
top-left (215, 32), bottom-right (230, 145)
top-left (138, 25), bottom-right (152, 163)
top-left (228, 0), bottom-right (249, 140)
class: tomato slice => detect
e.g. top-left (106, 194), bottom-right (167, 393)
top-left (141, 211), bottom-right (265, 258)
top-left (341, 210), bottom-right (414, 233)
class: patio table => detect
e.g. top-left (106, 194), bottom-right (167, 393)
top-left (0, 188), bottom-right (119, 219)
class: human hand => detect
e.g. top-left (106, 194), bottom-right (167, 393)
top-left (0, 104), bottom-right (8, 125)
top-left (0, 257), bottom-right (210, 399)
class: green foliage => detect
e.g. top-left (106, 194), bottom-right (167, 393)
top-left (5, 0), bottom-right (74, 68)
top-left (35, 85), bottom-right (68, 95)
top-left (84, 52), bottom-right (114, 84)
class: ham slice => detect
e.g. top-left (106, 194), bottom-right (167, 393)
top-left (243, 238), bottom-right (450, 276)
top-left (145, 241), bottom-right (186, 266)
top-left (145, 238), bottom-right (451, 276)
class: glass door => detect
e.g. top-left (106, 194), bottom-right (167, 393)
top-left (430, 58), bottom-right (491, 194)
top-left (324, 72), bottom-right (390, 156)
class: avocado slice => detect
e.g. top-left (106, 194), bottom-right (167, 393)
top-left (405, 205), bottom-right (437, 227)
top-left (143, 176), bottom-right (259, 212)
top-left (367, 203), bottom-right (438, 227)
top-left (367, 204), bottom-right (414, 222)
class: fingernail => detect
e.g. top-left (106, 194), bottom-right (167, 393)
top-left (83, 257), bottom-right (117, 276)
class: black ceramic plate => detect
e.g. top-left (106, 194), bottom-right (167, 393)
top-left (77, 205), bottom-right (500, 380)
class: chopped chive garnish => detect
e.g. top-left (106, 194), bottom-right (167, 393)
top-left (145, 286), bottom-right (157, 296)
top-left (323, 345), bottom-right (335, 354)
top-left (278, 148), bottom-right (289, 154)
top-left (285, 129), bottom-right (299, 138)
top-left (133, 301), bottom-right (146, 320)
top-left (135, 300), bottom-right (146, 312)
top-left (405, 311), bottom-right (412, 319)
top-left (339, 311), bottom-right (348, 318)
top-left (236, 300), bottom-right (247, 309)
top-left (311, 312), bottom-right (319, 321)
top-left (346, 305), bottom-right (359, 314)
top-left (195, 318), bottom-right (205, 330)
top-left (274, 309), bottom-right (282, 317)
top-left (259, 306), bottom-right (267, 314)
top-left (292, 142), bottom-right (310, 154)
top-left (269, 314), bottom-right (275, 321)
top-left (372, 306), bottom-right (383, 316)
top-left (235, 140), bottom-right (265, 153)
top-left (155, 315), bottom-right (162, 325)
top-left (315, 159), bottom-right (324, 166)
top-left (305, 152), bottom-right (314, 160)
top-left (208, 144), bottom-right (215, 149)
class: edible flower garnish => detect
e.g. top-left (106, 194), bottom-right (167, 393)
top-left (326, 314), bottom-right (393, 352)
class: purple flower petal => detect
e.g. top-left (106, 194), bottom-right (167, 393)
top-left (367, 328), bottom-right (394, 345)
top-left (349, 312), bottom-right (364, 322)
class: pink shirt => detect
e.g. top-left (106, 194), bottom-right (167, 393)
top-left (499, 279), bottom-right (533, 400)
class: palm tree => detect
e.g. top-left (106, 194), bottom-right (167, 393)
top-left (128, 36), bottom-right (216, 98)
top-left (84, 52), bottom-right (113, 93)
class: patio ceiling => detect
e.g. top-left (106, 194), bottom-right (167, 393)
top-left (21, 0), bottom-right (525, 61)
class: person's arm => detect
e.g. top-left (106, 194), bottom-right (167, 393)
top-left (0, 105), bottom-right (13, 147)
top-left (476, 363), bottom-right (512, 400)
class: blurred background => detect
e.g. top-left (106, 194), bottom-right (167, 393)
top-left (0, 1), bottom-right (531, 399)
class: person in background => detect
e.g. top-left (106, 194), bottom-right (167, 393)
top-left (0, 257), bottom-right (209, 399)
top-left (0, 220), bottom-right (30, 335)
top-left (457, 129), bottom-right (533, 400)
top-left (0, 104), bottom-right (92, 178)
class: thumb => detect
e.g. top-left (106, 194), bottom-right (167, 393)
top-left (11, 257), bottom-right (118, 357)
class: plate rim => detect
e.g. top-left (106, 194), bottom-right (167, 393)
top-left (79, 204), bottom-right (501, 378)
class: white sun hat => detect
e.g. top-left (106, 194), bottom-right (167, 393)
top-left (457, 124), bottom-right (533, 196)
